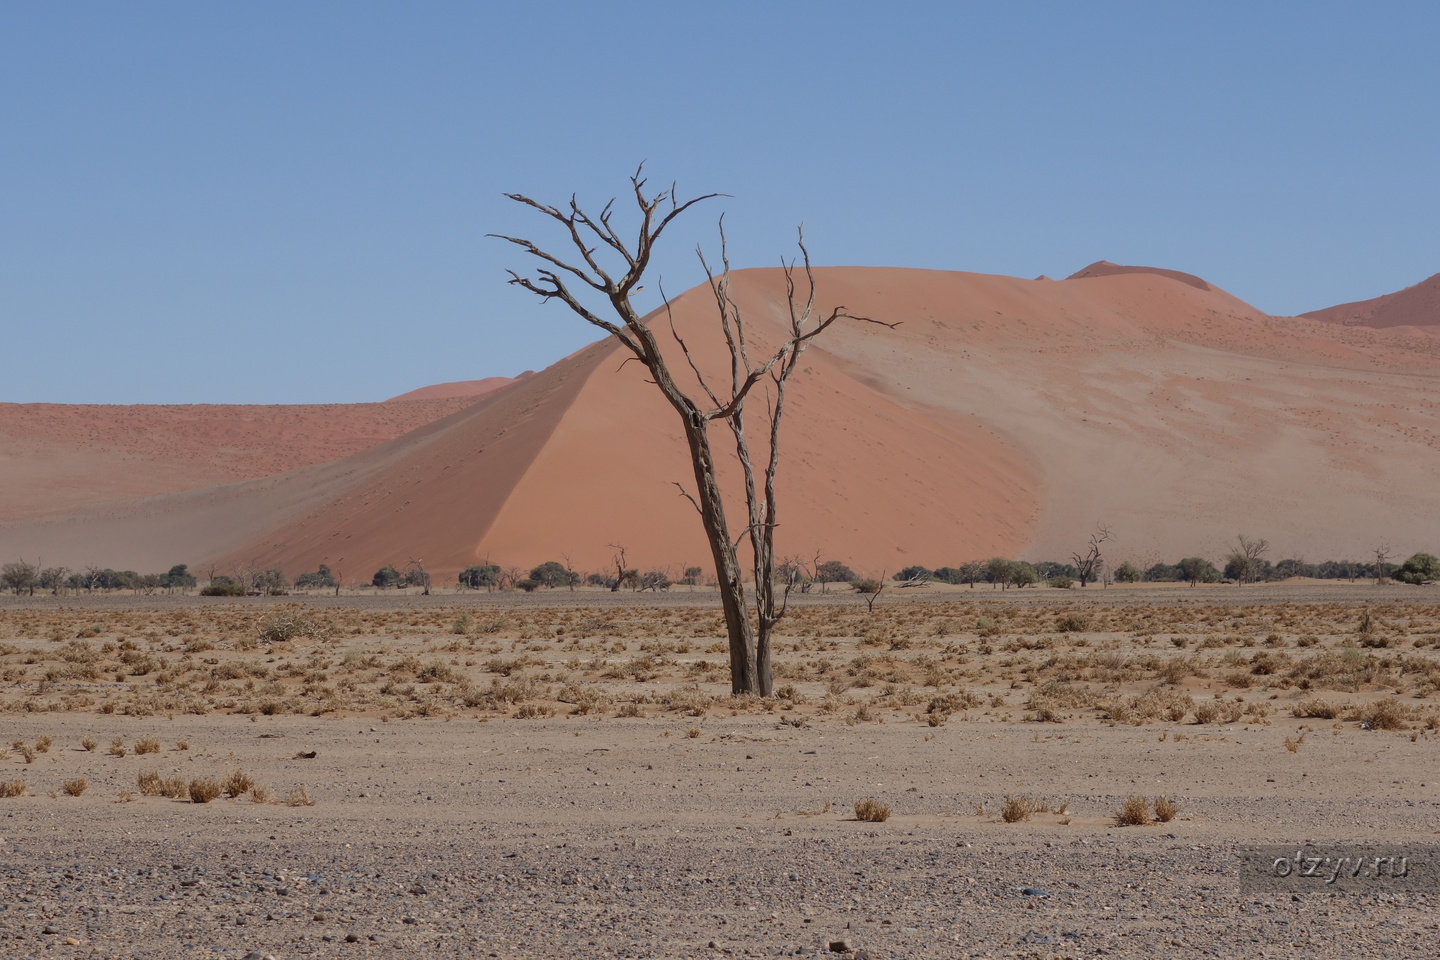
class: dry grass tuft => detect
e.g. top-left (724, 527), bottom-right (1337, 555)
top-left (286, 786), bottom-right (315, 807)
top-left (0, 779), bottom-right (26, 798)
top-left (134, 737), bottom-right (161, 755)
top-left (222, 769), bottom-right (254, 798)
top-left (81, 738), bottom-right (97, 752)
top-left (250, 784), bottom-right (272, 804)
top-left (35, 735), bottom-right (53, 753)
top-left (188, 778), bottom-right (221, 803)
top-left (854, 797), bottom-right (890, 822)
top-left (1115, 794), bottom-right (1151, 826)
top-left (1001, 794), bottom-right (1034, 823)
top-left (1153, 796), bottom-right (1180, 822)
top-left (686, 726), bottom-right (701, 738)
top-left (175, 740), bottom-right (189, 751)
top-left (108, 738), bottom-right (126, 757)
top-left (136, 770), bottom-right (163, 796)
top-left (1284, 734), bottom-right (1306, 753)
top-left (62, 778), bottom-right (88, 797)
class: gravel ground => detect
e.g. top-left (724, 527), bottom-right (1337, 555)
top-left (2, 712), bottom-right (1437, 959)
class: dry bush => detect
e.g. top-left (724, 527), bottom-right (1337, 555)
top-left (1001, 795), bottom-right (1034, 823)
top-left (175, 740), bottom-right (190, 751)
top-left (250, 784), bottom-right (272, 804)
top-left (1153, 796), bottom-right (1179, 822)
top-left (222, 770), bottom-right (254, 798)
top-left (35, 735), bottom-right (52, 753)
top-left (1115, 795), bottom-right (1151, 826)
top-left (136, 770), bottom-right (163, 796)
top-left (62, 778), bottom-right (88, 797)
top-left (1357, 697), bottom-right (1409, 731)
top-left (1292, 698), bottom-right (1341, 719)
top-left (81, 738), bottom-right (97, 752)
top-left (108, 738), bottom-right (126, 757)
top-left (116, 790), bottom-right (134, 803)
top-left (1284, 734), bottom-right (1306, 753)
top-left (14, 742), bottom-right (36, 764)
top-left (134, 737), bottom-right (161, 755)
top-left (286, 786), bottom-right (315, 807)
top-left (686, 727), bottom-right (701, 738)
top-left (0, 780), bottom-right (26, 798)
top-left (161, 775), bottom-right (187, 799)
top-left (188, 778), bottom-right (222, 803)
top-left (615, 702), bottom-right (644, 718)
top-left (514, 702), bottom-right (554, 719)
top-left (854, 797), bottom-right (890, 822)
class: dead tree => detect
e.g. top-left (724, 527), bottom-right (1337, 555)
top-left (1374, 543), bottom-right (1392, 584)
top-left (1072, 526), bottom-right (1111, 587)
top-left (494, 168), bottom-right (892, 695)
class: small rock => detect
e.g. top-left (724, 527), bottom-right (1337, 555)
top-left (1021, 887), bottom-right (1052, 897)
top-left (828, 941), bottom-right (851, 954)
top-left (345, 933), bottom-right (360, 943)
top-left (42, 925), bottom-right (59, 935)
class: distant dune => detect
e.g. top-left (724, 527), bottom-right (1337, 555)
top-left (385, 374), bottom-right (530, 402)
top-left (5, 264), bottom-right (1440, 581)
top-left (0, 396), bottom-right (484, 523)
top-left (1303, 272), bottom-right (1440, 328)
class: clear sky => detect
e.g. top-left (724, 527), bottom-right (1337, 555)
top-left (3, 2), bottom-right (1438, 403)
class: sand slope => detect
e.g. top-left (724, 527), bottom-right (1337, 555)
top-left (0, 397), bottom-right (485, 523)
top-left (1303, 271), bottom-right (1440, 328)
top-left (5, 264), bottom-right (1440, 580)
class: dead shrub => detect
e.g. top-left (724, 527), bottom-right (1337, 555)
top-left (854, 797), bottom-right (890, 822)
top-left (222, 770), bottom-right (254, 798)
top-left (1357, 697), bottom-right (1408, 731)
top-left (1115, 795), bottom-right (1151, 826)
top-left (35, 735), bottom-right (52, 753)
top-left (108, 738), bottom-right (126, 757)
top-left (285, 786), bottom-right (315, 807)
top-left (136, 770), bottom-right (163, 796)
top-left (81, 738), bottom-right (97, 752)
top-left (1292, 698), bottom-right (1341, 719)
top-left (1153, 796), bottom-right (1179, 822)
top-left (0, 780), bottom-right (27, 798)
top-left (134, 737), bottom-right (161, 755)
top-left (514, 702), bottom-right (554, 719)
top-left (1001, 794), bottom-right (1034, 823)
top-left (188, 778), bottom-right (222, 803)
top-left (62, 778), bottom-right (88, 797)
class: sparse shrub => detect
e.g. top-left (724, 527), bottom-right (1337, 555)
top-left (452, 613), bottom-right (474, 635)
top-left (161, 775), bottom-right (187, 799)
top-left (175, 740), bottom-right (189, 751)
top-left (285, 786), bottom-right (314, 807)
top-left (1115, 795), bottom-right (1151, 826)
top-left (81, 738), bottom-right (97, 752)
top-left (854, 797), bottom-right (890, 822)
top-left (15, 742), bottom-right (36, 763)
top-left (188, 778), bottom-right (222, 803)
top-left (850, 579), bottom-right (884, 594)
top-left (615, 702), bottom-right (644, 718)
top-left (1001, 794), bottom-right (1034, 823)
top-left (1153, 796), bottom-right (1179, 822)
top-left (134, 737), bottom-right (161, 755)
top-left (514, 702), bottom-right (554, 719)
top-left (1293, 698), bottom-right (1341, 719)
top-left (136, 770), bottom-right (163, 796)
top-left (250, 784), bottom-right (272, 804)
top-left (35, 735), bottom-right (52, 753)
top-left (1358, 697), bottom-right (1408, 731)
top-left (686, 727), bottom-right (701, 738)
top-left (108, 738), bottom-right (126, 757)
top-left (62, 778), bottom-right (88, 797)
top-left (1049, 576), bottom-right (1075, 590)
top-left (0, 780), bottom-right (27, 798)
top-left (222, 770), bottom-right (254, 798)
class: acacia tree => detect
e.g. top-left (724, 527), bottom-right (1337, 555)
top-left (494, 169), bottom-right (890, 695)
top-left (1071, 526), bottom-right (1111, 587)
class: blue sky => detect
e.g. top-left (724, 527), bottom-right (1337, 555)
top-left (3, 2), bottom-right (1438, 403)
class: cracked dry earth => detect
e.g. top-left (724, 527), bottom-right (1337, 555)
top-left (2, 711), bottom-right (1438, 959)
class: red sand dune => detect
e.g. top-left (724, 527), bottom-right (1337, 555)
top-left (1303, 272), bottom-right (1440, 328)
top-left (0, 396), bottom-right (485, 523)
top-left (1066, 259), bottom-right (1212, 291)
top-left (385, 374), bottom-right (530, 402)
top-left (5, 265), bottom-right (1440, 581)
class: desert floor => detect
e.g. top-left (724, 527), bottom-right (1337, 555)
top-left (2, 582), bottom-right (1438, 958)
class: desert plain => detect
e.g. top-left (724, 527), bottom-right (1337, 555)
top-left (2, 582), bottom-right (1439, 959)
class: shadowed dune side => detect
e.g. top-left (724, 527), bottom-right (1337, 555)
top-left (0, 356), bottom-right (604, 575)
top-left (1066, 259), bottom-right (1212, 291)
top-left (1303, 272), bottom-right (1440, 328)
